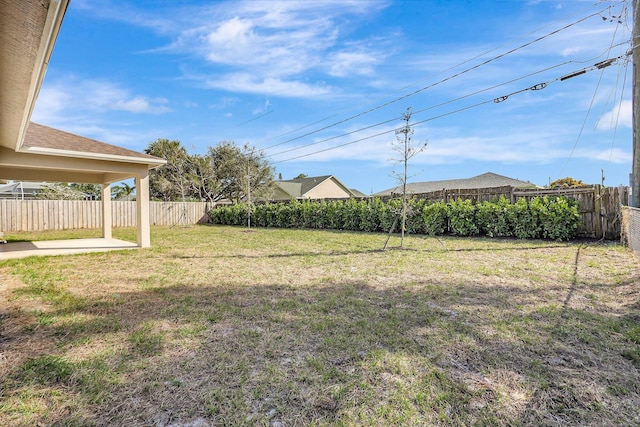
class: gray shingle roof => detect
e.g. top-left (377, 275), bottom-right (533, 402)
top-left (23, 122), bottom-right (164, 164)
top-left (350, 188), bottom-right (367, 198)
top-left (373, 172), bottom-right (538, 196)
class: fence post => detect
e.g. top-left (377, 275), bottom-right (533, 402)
top-left (594, 185), bottom-right (603, 239)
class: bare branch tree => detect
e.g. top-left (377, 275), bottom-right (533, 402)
top-left (386, 107), bottom-right (427, 249)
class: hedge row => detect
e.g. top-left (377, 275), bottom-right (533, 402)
top-left (209, 196), bottom-right (580, 240)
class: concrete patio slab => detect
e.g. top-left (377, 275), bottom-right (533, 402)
top-left (0, 238), bottom-right (138, 260)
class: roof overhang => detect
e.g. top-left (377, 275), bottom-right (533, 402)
top-left (0, 123), bottom-right (166, 184)
top-left (0, 2), bottom-right (166, 186)
top-left (0, 0), bottom-right (69, 152)
top-left (0, 146), bottom-right (154, 184)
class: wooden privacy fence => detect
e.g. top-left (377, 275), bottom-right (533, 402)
top-left (387, 185), bottom-right (629, 240)
top-left (0, 187), bottom-right (629, 239)
top-left (0, 200), bottom-right (211, 232)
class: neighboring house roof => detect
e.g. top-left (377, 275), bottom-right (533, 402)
top-left (0, 182), bottom-right (21, 197)
top-left (0, 181), bottom-right (103, 200)
top-left (350, 188), bottom-right (368, 198)
top-left (373, 172), bottom-right (539, 197)
top-left (273, 175), bottom-right (357, 200)
top-left (0, 181), bottom-right (45, 199)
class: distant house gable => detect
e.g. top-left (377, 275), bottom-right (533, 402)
top-left (273, 175), bottom-right (356, 201)
top-left (373, 172), bottom-right (539, 197)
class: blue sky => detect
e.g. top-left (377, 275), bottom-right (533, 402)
top-left (33, 0), bottom-right (632, 194)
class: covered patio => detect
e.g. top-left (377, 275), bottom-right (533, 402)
top-left (0, 122), bottom-right (166, 249)
top-left (0, 0), bottom-right (165, 256)
top-left (0, 238), bottom-right (138, 260)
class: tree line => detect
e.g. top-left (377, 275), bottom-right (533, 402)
top-left (31, 139), bottom-right (275, 202)
top-left (144, 139), bottom-right (274, 203)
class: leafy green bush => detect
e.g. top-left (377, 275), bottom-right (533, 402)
top-left (422, 201), bottom-right (448, 235)
top-left (405, 198), bottom-right (427, 234)
top-left (476, 196), bottom-right (511, 237)
top-left (511, 197), bottom-right (541, 239)
top-left (538, 196), bottom-right (580, 241)
top-left (342, 198), bottom-right (362, 231)
top-left (447, 199), bottom-right (479, 236)
top-left (360, 198), bottom-right (386, 232)
top-left (208, 194), bottom-right (580, 241)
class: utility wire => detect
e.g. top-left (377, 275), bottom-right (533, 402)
top-left (272, 101), bottom-right (493, 164)
top-left (395, 2), bottom-right (619, 92)
top-left (608, 56), bottom-right (630, 163)
top-left (267, 61), bottom-right (577, 157)
top-left (557, 14), bottom-right (629, 178)
top-left (234, 110), bottom-right (274, 127)
top-left (272, 53), bottom-right (627, 165)
top-left (263, 4), bottom-right (616, 147)
top-left (262, 6), bottom-right (610, 152)
top-left (267, 40), bottom-right (630, 158)
top-left (261, 113), bottom-right (340, 143)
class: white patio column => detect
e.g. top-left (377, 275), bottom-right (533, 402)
top-left (102, 183), bottom-right (112, 239)
top-left (136, 170), bottom-right (151, 248)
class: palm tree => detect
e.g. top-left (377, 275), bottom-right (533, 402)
top-left (111, 182), bottom-right (135, 200)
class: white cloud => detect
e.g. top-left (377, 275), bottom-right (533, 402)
top-left (112, 96), bottom-right (170, 113)
top-left (33, 77), bottom-right (172, 119)
top-left (208, 97), bottom-right (240, 109)
top-left (31, 77), bottom-right (173, 150)
top-left (597, 99), bottom-right (631, 130)
top-left (274, 120), bottom-right (630, 167)
top-left (252, 99), bottom-right (271, 115)
top-left (203, 73), bottom-right (331, 98)
top-left (328, 50), bottom-right (379, 77)
top-left (154, 1), bottom-right (392, 95)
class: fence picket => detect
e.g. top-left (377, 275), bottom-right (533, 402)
top-left (0, 200), bottom-right (211, 232)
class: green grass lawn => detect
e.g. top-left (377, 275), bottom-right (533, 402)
top-left (1, 225), bottom-right (638, 426)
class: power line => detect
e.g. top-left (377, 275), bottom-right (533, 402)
top-left (234, 110), bottom-right (274, 127)
top-left (263, 5), bottom-right (614, 149)
top-left (262, 6), bottom-right (611, 152)
top-left (557, 13), bottom-right (630, 178)
top-left (261, 113), bottom-right (340, 143)
top-left (272, 53), bottom-right (628, 165)
top-left (267, 40), bottom-right (631, 158)
top-left (267, 61), bottom-right (576, 157)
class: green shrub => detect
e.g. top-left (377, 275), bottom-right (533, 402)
top-left (476, 196), bottom-right (511, 237)
top-left (539, 196), bottom-right (580, 241)
top-left (422, 201), bottom-right (448, 235)
top-left (299, 200), bottom-right (316, 228)
top-left (378, 199), bottom-right (398, 232)
top-left (360, 198), bottom-right (385, 232)
top-left (276, 202), bottom-right (295, 228)
top-left (511, 197), bottom-right (541, 239)
top-left (207, 194), bottom-right (580, 241)
top-left (405, 198), bottom-right (427, 234)
top-left (342, 198), bottom-right (362, 231)
top-left (447, 199), bottom-right (479, 236)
